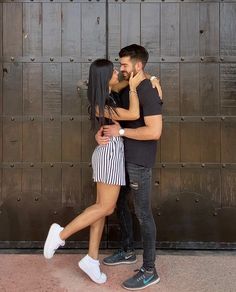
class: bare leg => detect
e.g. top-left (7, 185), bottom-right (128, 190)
top-left (88, 182), bottom-right (115, 259)
top-left (44, 182), bottom-right (121, 285)
top-left (88, 218), bottom-right (106, 260)
top-left (78, 183), bottom-right (120, 284)
top-left (60, 183), bottom-right (120, 241)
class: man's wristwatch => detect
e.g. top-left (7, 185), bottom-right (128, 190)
top-left (119, 128), bottom-right (125, 136)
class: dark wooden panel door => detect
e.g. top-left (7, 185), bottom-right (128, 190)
top-left (0, 1), bottom-right (236, 249)
top-left (107, 1), bottom-right (236, 249)
top-left (0, 1), bottom-right (106, 248)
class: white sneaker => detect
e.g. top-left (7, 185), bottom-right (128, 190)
top-left (78, 255), bottom-right (107, 284)
top-left (43, 223), bottom-right (65, 259)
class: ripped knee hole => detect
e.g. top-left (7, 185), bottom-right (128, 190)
top-left (130, 181), bottom-right (139, 190)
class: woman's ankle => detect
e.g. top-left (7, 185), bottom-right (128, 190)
top-left (87, 253), bottom-right (99, 261)
top-left (59, 230), bottom-right (66, 241)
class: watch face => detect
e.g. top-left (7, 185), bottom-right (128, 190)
top-left (119, 129), bottom-right (125, 136)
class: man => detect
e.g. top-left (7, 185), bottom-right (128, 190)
top-left (96, 44), bottom-right (163, 290)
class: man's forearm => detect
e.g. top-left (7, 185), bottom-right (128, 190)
top-left (123, 126), bottom-right (161, 141)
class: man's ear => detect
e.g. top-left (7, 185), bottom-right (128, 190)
top-left (135, 61), bottom-right (143, 72)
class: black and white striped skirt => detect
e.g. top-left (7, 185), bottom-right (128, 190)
top-left (92, 136), bottom-right (126, 186)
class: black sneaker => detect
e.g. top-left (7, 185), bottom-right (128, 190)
top-left (122, 267), bottom-right (160, 290)
top-left (103, 249), bottom-right (137, 266)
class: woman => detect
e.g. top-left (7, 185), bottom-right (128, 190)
top-left (43, 59), bottom-right (144, 284)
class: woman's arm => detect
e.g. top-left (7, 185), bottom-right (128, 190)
top-left (145, 73), bottom-right (163, 100)
top-left (97, 71), bottom-right (145, 121)
top-left (103, 90), bottom-right (139, 120)
top-left (111, 80), bottom-right (129, 93)
top-left (112, 74), bottom-right (162, 98)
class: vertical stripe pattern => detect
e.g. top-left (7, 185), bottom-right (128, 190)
top-left (92, 136), bottom-right (126, 185)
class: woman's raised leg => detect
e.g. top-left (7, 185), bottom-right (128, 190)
top-left (60, 183), bottom-right (120, 240)
top-left (44, 183), bottom-right (120, 261)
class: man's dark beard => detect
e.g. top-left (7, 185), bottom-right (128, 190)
top-left (121, 71), bottom-right (130, 80)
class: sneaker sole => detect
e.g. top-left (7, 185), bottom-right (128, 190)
top-left (103, 259), bottom-right (137, 266)
top-left (122, 277), bottom-right (160, 291)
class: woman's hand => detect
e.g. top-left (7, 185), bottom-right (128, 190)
top-left (129, 71), bottom-right (145, 91)
top-left (150, 77), bottom-right (163, 100)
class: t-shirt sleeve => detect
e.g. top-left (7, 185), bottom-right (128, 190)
top-left (138, 80), bottom-right (163, 116)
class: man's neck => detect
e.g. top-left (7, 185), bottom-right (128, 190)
top-left (137, 70), bottom-right (146, 82)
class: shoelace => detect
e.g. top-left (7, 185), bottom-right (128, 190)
top-left (117, 249), bottom-right (125, 254)
top-left (134, 267), bottom-right (145, 273)
top-left (132, 268), bottom-right (146, 282)
top-left (113, 249), bottom-right (125, 257)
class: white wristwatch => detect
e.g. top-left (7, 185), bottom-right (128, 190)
top-left (150, 76), bottom-right (157, 81)
top-left (119, 128), bottom-right (125, 136)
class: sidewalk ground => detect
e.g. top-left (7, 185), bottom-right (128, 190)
top-left (0, 250), bottom-right (235, 292)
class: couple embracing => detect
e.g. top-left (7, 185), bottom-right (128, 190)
top-left (44, 44), bottom-right (163, 291)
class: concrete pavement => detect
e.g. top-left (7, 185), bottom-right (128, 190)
top-left (0, 250), bottom-right (235, 292)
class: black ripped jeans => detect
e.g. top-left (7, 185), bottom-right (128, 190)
top-left (116, 162), bottom-right (157, 269)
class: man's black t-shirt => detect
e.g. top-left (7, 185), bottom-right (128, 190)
top-left (120, 79), bottom-right (162, 168)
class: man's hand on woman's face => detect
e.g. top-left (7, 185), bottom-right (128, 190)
top-left (95, 127), bottom-right (110, 146)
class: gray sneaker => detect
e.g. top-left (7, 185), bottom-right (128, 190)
top-left (122, 267), bottom-right (160, 290)
top-left (103, 249), bottom-right (137, 266)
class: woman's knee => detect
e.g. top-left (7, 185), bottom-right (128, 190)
top-left (105, 206), bottom-right (115, 216)
top-left (97, 203), bottom-right (115, 216)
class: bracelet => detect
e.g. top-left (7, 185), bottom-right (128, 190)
top-left (150, 76), bottom-right (157, 81)
top-left (129, 90), bottom-right (137, 95)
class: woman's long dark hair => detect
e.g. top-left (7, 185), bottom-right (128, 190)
top-left (88, 59), bottom-right (114, 129)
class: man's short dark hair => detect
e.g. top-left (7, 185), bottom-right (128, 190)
top-left (119, 44), bottom-right (149, 67)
